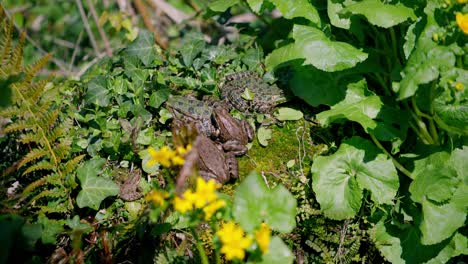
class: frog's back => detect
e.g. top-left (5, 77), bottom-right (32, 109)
top-left (166, 96), bottom-right (212, 119)
top-left (220, 71), bottom-right (288, 113)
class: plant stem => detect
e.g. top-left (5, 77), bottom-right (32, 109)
top-left (389, 28), bottom-right (401, 67)
top-left (370, 134), bottom-right (414, 180)
top-left (190, 227), bottom-right (209, 264)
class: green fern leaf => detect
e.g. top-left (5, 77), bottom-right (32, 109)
top-left (3, 120), bottom-right (31, 133)
top-left (17, 148), bottom-right (49, 169)
top-left (21, 176), bottom-right (47, 196)
top-left (22, 160), bottom-right (55, 176)
top-left (19, 132), bottom-right (42, 144)
top-left (0, 18), bottom-right (13, 67)
top-left (10, 31), bottom-right (25, 71)
top-left (29, 188), bottom-right (66, 204)
top-left (61, 154), bottom-right (86, 175)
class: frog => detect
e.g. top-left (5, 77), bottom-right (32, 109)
top-left (212, 106), bottom-right (254, 156)
top-left (166, 95), bottom-right (217, 137)
top-left (166, 95), bottom-right (254, 153)
top-left (117, 168), bottom-right (143, 201)
top-left (220, 71), bottom-right (289, 113)
top-left (195, 134), bottom-right (238, 184)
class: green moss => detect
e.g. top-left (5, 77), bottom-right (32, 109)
top-left (237, 119), bottom-right (316, 181)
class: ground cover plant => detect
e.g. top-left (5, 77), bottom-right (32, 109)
top-left (0, 0), bottom-right (467, 263)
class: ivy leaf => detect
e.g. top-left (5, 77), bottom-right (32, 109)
top-left (255, 236), bottom-right (295, 264)
top-left (85, 75), bottom-right (110, 107)
top-left (65, 215), bottom-right (93, 234)
top-left (76, 158), bottom-right (119, 210)
top-left (233, 172), bottom-right (296, 233)
top-left (242, 48), bottom-right (263, 70)
top-left (149, 88), bottom-right (171, 109)
top-left (311, 137), bottom-right (399, 219)
top-left (341, 0), bottom-right (416, 28)
top-left (274, 107), bottom-right (303, 121)
top-left (209, 0), bottom-right (239, 12)
top-left (180, 32), bottom-right (206, 67)
top-left (327, 0), bottom-right (351, 29)
top-left (269, 0), bottom-right (320, 25)
top-left (125, 29), bottom-right (159, 66)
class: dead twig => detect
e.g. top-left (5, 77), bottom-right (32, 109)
top-left (147, 0), bottom-right (190, 24)
top-left (86, 0), bottom-right (113, 56)
top-left (134, 0), bottom-right (168, 49)
top-left (75, 0), bottom-right (101, 57)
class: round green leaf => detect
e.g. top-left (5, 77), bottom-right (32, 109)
top-left (274, 107), bottom-right (303, 121)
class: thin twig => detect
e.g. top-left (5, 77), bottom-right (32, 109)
top-left (147, 0), bottom-right (190, 24)
top-left (69, 31), bottom-right (84, 71)
top-left (75, 0), bottom-right (101, 56)
top-left (134, 0), bottom-right (168, 49)
top-left (86, 0), bottom-right (113, 56)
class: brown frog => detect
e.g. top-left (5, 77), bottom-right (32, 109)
top-left (118, 168), bottom-right (143, 201)
top-left (212, 107), bottom-right (254, 156)
top-left (195, 135), bottom-right (238, 184)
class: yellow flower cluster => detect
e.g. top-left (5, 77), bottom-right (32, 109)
top-left (173, 177), bottom-right (226, 220)
top-left (255, 223), bottom-right (271, 254)
top-left (456, 12), bottom-right (468, 34)
top-left (145, 190), bottom-right (169, 206)
top-left (147, 145), bottom-right (191, 168)
top-left (457, 0), bottom-right (468, 4)
top-left (217, 221), bottom-right (253, 260)
top-left (454, 82), bottom-right (465, 91)
top-left (215, 222), bottom-right (272, 260)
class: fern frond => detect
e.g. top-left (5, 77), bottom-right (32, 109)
top-left (10, 31), bottom-right (25, 71)
top-left (61, 154), bottom-right (86, 175)
top-left (0, 18), bottom-right (13, 67)
top-left (0, 105), bottom-right (20, 117)
top-left (18, 132), bottom-right (42, 144)
top-left (38, 201), bottom-right (70, 214)
top-left (22, 160), bottom-right (55, 176)
top-left (41, 108), bottom-right (61, 130)
top-left (29, 187), bottom-right (65, 204)
top-left (52, 143), bottom-right (71, 162)
top-left (3, 120), bottom-right (32, 133)
top-left (29, 78), bottom-right (50, 103)
top-left (17, 148), bottom-right (49, 169)
top-left (23, 53), bottom-right (52, 84)
top-left (21, 176), bottom-right (47, 196)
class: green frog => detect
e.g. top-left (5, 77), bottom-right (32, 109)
top-left (166, 95), bottom-right (216, 137)
top-left (220, 71), bottom-right (289, 113)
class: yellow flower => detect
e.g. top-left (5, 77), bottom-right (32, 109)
top-left (147, 146), bottom-right (174, 167)
top-left (454, 82), bottom-right (465, 91)
top-left (456, 12), bottom-right (468, 34)
top-left (171, 155), bottom-right (185, 166)
top-left (173, 193), bottom-right (194, 213)
top-left (217, 221), bottom-right (252, 260)
top-left (457, 0), bottom-right (468, 4)
top-left (145, 190), bottom-right (169, 206)
top-left (192, 177), bottom-right (218, 208)
top-left (203, 199), bottom-right (226, 220)
top-left (255, 223), bottom-right (271, 254)
top-left (176, 144), bottom-right (192, 155)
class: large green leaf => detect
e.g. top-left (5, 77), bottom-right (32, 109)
top-left (269, 0), bottom-right (320, 25)
top-left (233, 172), bottom-right (296, 233)
top-left (180, 32), bottom-right (206, 67)
top-left (372, 220), bottom-right (468, 264)
top-left (76, 158), bottom-right (120, 210)
top-left (409, 147), bottom-right (468, 245)
top-left (209, 0), bottom-right (239, 12)
top-left (341, 0), bottom-right (416, 28)
top-left (316, 79), bottom-right (407, 145)
top-left (124, 30), bottom-right (159, 66)
top-left (37, 214), bottom-right (64, 244)
top-left (85, 75), bottom-right (110, 107)
top-left (266, 25), bottom-right (368, 72)
top-left (253, 236), bottom-right (295, 264)
top-left (327, 0), bottom-right (352, 29)
top-left (311, 137), bottom-right (399, 219)
top-left (396, 7), bottom-right (456, 100)
top-left (246, 0), bottom-right (263, 13)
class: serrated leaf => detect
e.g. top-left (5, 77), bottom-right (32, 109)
top-left (274, 107), bottom-right (303, 121)
top-left (312, 137), bottom-right (398, 219)
top-left (233, 172), bottom-right (296, 233)
top-left (180, 32), bottom-right (205, 67)
top-left (341, 0), bottom-right (416, 28)
top-left (269, 0), bottom-right (320, 25)
top-left (85, 75), bottom-right (110, 107)
top-left (76, 158), bottom-right (119, 210)
top-left (257, 127), bottom-right (272, 147)
top-left (124, 30), bottom-right (158, 66)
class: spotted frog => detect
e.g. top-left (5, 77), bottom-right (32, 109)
top-left (220, 71), bottom-right (289, 113)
